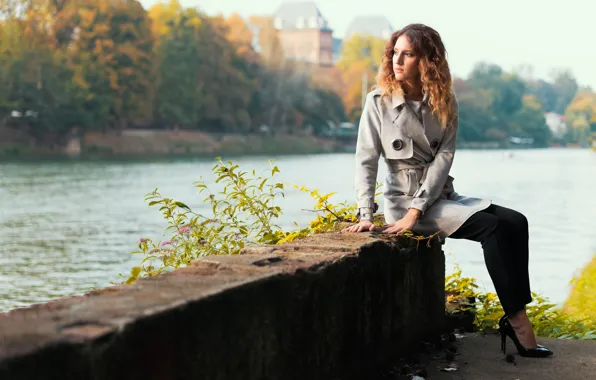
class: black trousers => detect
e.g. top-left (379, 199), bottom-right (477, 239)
top-left (449, 204), bottom-right (533, 315)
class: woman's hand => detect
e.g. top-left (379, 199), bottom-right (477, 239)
top-left (344, 220), bottom-right (376, 233)
top-left (382, 209), bottom-right (421, 235)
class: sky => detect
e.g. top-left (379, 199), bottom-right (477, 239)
top-left (140, 0), bottom-right (596, 89)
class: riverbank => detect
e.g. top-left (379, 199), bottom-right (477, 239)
top-left (0, 128), bottom-right (345, 159)
top-left (1, 126), bottom-right (585, 160)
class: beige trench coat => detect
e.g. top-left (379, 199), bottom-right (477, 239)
top-left (354, 88), bottom-right (491, 239)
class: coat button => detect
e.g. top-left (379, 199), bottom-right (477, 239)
top-left (392, 139), bottom-right (404, 151)
top-left (430, 139), bottom-right (439, 149)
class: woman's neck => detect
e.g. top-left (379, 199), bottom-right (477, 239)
top-left (401, 80), bottom-right (423, 101)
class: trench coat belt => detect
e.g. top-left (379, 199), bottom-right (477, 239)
top-left (386, 161), bottom-right (430, 195)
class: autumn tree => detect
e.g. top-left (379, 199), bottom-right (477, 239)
top-left (150, 4), bottom-right (202, 127)
top-left (225, 13), bottom-right (259, 64)
top-left (61, 0), bottom-right (155, 128)
top-left (336, 33), bottom-right (386, 121)
top-left (247, 16), bottom-right (284, 68)
top-left (0, 0), bottom-right (95, 145)
top-left (565, 90), bottom-right (596, 144)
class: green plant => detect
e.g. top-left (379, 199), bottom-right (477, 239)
top-left (445, 264), bottom-right (596, 340)
top-left (127, 159), bottom-right (387, 283)
top-left (276, 186), bottom-right (360, 244)
top-left (127, 158), bottom-right (287, 283)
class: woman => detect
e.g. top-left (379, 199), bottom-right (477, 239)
top-left (345, 24), bottom-right (552, 358)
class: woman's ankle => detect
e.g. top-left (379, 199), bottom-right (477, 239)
top-left (507, 309), bottom-right (528, 325)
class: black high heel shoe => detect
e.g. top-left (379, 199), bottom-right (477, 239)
top-left (499, 315), bottom-right (553, 357)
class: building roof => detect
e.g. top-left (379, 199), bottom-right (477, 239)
top-left (273, 1), bottom-right (331, 31)
top-left (345, 16), bottom-right (394, 39)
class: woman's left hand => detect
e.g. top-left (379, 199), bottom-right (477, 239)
top-left (382, 210), bottom-right (420, 235)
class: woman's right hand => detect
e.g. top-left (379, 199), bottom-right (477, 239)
top-left (344, 220), bottom-right (376, 233)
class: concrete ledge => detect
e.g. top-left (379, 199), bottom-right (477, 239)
top-left (0, 231), bottom-right (445, 380)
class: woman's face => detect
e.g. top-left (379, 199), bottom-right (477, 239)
top-left (392, 35), bottom-right (420, 82)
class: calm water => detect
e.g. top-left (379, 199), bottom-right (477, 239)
top-left (1, 149), bottom-right (595, 312)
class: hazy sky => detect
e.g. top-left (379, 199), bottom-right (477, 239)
top-left (141, 0), bottom-right (595, 89)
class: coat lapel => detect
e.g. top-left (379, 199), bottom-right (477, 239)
top-left (389, 92), bottom-right (430, 150)
top-left (421, 106), bottom-right (445, 151)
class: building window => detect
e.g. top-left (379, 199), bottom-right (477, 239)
top-left (308, 16), bottom-right (318, 28)
top-left (296, 17), bottom-right (305, 29)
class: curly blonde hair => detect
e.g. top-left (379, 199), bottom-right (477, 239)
top-left (375, 24), bottom-right (456, 128)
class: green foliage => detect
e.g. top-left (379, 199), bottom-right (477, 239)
top-left (510, 95), bottom-right (551, 147)
top-left (451, 61), bottom-right (585, 147)
top-left (127, 159), bottom-right (378, 283)
top-left (446, 265), bottom-right (596, 340)
top-left (127, 157), bottom-right (286, 282)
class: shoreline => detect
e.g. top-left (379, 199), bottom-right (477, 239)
top-left (0, 129), bottom-right (587, 162)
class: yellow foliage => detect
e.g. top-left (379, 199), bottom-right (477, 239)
top-left (336, 33), bottom-right (386, 72)
top-left (335, 34), bottom-right (386, 120)
top-left (340, 60), bottom-right (374, 119)
top-left (563, 254), bottom-right (596, 320)
top-left (566, 91), bottom-right (596, 114)
top-left (224, 12), bottom-right (258, 63)
top-left (79, 8), bottom-right (98, 25)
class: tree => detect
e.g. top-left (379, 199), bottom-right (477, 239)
top-left (225, 13), bottom-right (259, 64)
top-left (64, 0), bottom-right (155, 127)
top-left (336, 34), bottom-right (385, 122)
top-left (468, 63), bottom-right (525, 118)
top-left (0, 10), bottom-right (95, 145)
top-left (151, 6), bottom-right (202, 128)
top-left (550, 69), bottom-right (578, 115)
top-left (526, 79), bottom-right (557, 113)
top-left (455, 87), bottom-right (497, 142)
top-left (196, 15), bottom-right (256, 132)
top-left (511, 95), bottom-right (551, 147)
top-left (565, 90), bottom-right (596, 145)
top-left (147, 0), bottom-right (184, 43)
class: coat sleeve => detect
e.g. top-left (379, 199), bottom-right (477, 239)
top-left (409, 97), bottom-right (459, 213)
top-left (355, 92), bottom-right (382, 218)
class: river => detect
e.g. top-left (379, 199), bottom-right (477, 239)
top-left (1, 148), bottom-right (595, 312)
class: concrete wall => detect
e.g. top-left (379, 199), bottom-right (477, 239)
top-left (0, 231), bottom-right (445, 380)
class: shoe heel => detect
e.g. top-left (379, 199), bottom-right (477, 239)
top-left (500, 330), bottom-right (507, 354)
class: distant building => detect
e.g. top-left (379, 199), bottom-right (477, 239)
top-left (272, 2), bottom-right (334, 66)
top-left (544, 112), bottom-right (567, 140)
top-left (345, 16), bottom-right (394, 40)
top-left (332, 37), bottom-right (343, 64)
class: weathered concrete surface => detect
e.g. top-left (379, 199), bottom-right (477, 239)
top-left (0, 231), bottom-right (445, 380)
top-left (427, 333), bottom-right (596, 379)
